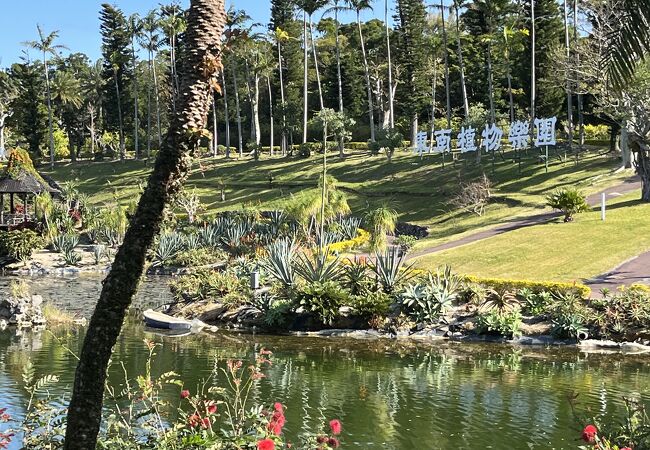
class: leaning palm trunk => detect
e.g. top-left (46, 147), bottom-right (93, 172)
top-left (63, 1), bottom-right (226, 448)
top-left (357, 11), bottom-right (375, 142)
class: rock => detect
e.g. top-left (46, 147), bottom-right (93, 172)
top-left (338, 306), bottom-right (354, 317)
top-left (0, 295), bottom-right (46, 328)
top-left (198, 303), bottom-right (228, 322)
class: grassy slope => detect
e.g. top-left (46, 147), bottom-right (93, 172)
top-left (42, 147), bottom-right (643, 281)
top-left (413, 191), bottom-right (650, 282)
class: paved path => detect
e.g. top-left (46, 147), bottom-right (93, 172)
top-left (408, 177), bottom-right (642, 260)
top-left (586, 251), bottom-right (650, 294)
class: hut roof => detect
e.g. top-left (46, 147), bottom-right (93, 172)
top-left (0, 169), bottom-right (59, 194)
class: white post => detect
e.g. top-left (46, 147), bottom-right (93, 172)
top-left (545, 145), bottom-right (549, 173)
top-left (601, 193), bottom-right (606, 221)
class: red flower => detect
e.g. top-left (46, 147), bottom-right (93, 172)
top-left (201, 417), bottom-right (211, 429)
top-left (205, 401), bottom-right (217, 414)
top-left (180, 389), bottom-right (190, 399)
top-left (187, 414), bottom-right (201, 428)
top-left (581, 424), bottom-right (598, 443)
top-left (257, 439), bottom-right (275, 450)
top-left (328, 437), bottom-right (340, 448)
top-left (329, 419), bottom-right (342, 435)
top-left (316, 436), bottom-right (329, 444)
top-left (620, 448), bottom-right (632, 450)
top-left (274, 402), bottom-right (284, 413)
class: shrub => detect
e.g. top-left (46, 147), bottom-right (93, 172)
top-left (588, 287), bottom-right (650, 339)
top-left (395, 235), bottom-right (417, 254)
top-left (343, 257), bottom-right (371, 295)
top-left (51, 233), bottom-right (78, 254)
top-left (395, 222), bottom-right (428, 239)
top-left (327, 229), bottom-right (370, 254)
top-left (349, 291), bottom-right (392, 319)
top-left (546, 187), bottom-right (589, 222)
top-left (400, 266), bottom-right (463, 324)
top-left (0, 230), bottom-right (43, 262)
top-left (170, 269), bottom-right (250, 303)
top-left (475, 310), bottom-right (522, 338)
top-left (480, 288), bottom-right (520, 313)
top-left (464, 275), bottom-right (591, 299)
top-left (172, 248), bottom-right (226, 268)
top-left (518, 288), bottom-right (553, 316)
top-left (549, 293), bottom-right (590, 339)
top-left (263, 299), bottom-right (294, 328)
top-left (449, 174), bottom-right (492, 216)
top-left (295, 281), bottom-right (349, 325)
top-left (92, 245), bottom-right (107, 265)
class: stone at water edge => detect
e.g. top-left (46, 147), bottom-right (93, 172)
top-left (0, 294), bottom-right (47, 328)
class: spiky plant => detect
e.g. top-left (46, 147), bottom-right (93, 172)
top-left (262, 238), bottom-right (297, 287)
top-left (371, 246), bottom-right (415, 293)
top-left (365, 205), bottom-right (398, 252)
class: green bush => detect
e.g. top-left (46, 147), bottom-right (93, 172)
top-left (172, 248), bottom-right (226, 268)
top-left (349, 291), bottom-right (392, 318)
top-left (546, 187), bottom-right (589, 222)
top-left (400, 266), bottom-right (463, 324)
top-left (588, 287), bottom-right (650, 339)
top-left (295, 281), bottom-right (349, 325)
top-left (475, 310), bottom-right (522, 338)
top-left (170, 269), bottom-right (251, 304)
top-left (395, 235), bottom-right (417, 253)
top-left (0, 230), bottom-right (43, 262)
top-left (464, 275), bottom-right (591, 299)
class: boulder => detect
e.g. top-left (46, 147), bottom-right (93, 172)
top-left (0, 295), bottom-right (46, 328)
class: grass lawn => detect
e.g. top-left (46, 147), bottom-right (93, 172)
top-left (412, 191), bottom-right (650, 282)
top-left (42, 146), bottom-right (636, 257)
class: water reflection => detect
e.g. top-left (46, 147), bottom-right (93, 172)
top-left (0, 276), bottom-right (649, 449)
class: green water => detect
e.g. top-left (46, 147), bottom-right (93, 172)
top-left (1, 275), bottom-right (649, 449)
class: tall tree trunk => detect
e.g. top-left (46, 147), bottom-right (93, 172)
top-left (386, 0), bottom-right (395, 129)
top-left (63, 1), bottom-right (225, 448)
top-left (335, 7), bottom-right (345, 157)
top-left (309, 17), bottom-right (325, 151)
top-left (530, 0), bottom-right (536, 152)
top-left (132, 38), bottom-right (140, 159)
top-left (114, 70), bottom-right (125, 160)
top-left (620, 120), bottom-right (631, 169)
top-left (506, 51), bottom-right (515, 123)
top-left (88, 106), bottom-right (96, 156)
top-left (574, 0), bottom-right (584, 158)
top-left (152, 52), bottom-right (163, 150)
top-left (454, 3), bottom-right (470, 121)
top-left (302, 11), bottom-right (309, 144)
top-left (563, 0), bottom-right (574, 163)
top-left (212, 90), bottom-right (218, 156)
top-left (0, 113), bottom-right (8, 155)
top-left (232, 61), bottom-right (244, 157)
top-left (147, 53), bottom-right (153, 158)
top-left (440, 0), bottom-right (452, 129)
top-left (357, 11), bottom-right (375, 143)
top-left (44, 57), bottom-right (55, 169)
top-left (222, 70), bottom-right (231, 157)
top-left (277, 41), bottom-right (287, 155)
top-left (429, 61), bottom-right (438, 153)
top-left (268, 76), bottom-right (274, 157)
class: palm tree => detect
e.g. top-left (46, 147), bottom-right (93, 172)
top-left (452, 0), bottom-right (469, 122)
top-left (602, 0), bottom-right (650, 88)
top-left (159, 1), bottom-right (187, 113)
top-left (139, 11), bottom-right (164, 157)
top-left (24, 25), bottom-right (68, 169)
top-left (225, 8), bottom-right (251, 157)
top-left (128, 14), bottom-right (143, 159)
top-left (295, 0), bottom-right (327, 144)
top-left (385, 0), bottom-right (395, 128)
top-left (221, 69), bottom-right (231, 157)
top-left (324, 0), bottom-right (347, 155)
top-left (51, 70), bottom-right (83, 161)
top-left (273, 27), bottom-right (291, 155)
top-left (563, 0), bottom-right (574, 162)
top-left (348, 0), bottom-right (376, 143)
top-left (109, 52), bottom-right (126, 160)
top-left (83, 59), bottom-right (104, 156)
top-left (64, 1), bottom-right (227, 447)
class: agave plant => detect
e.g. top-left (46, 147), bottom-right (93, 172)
top-left (99, 227), bottom-right (125, 247)
top-left (199, 224), bottom-right (222, 248)
top-left (184, 233), bottom-right (202, 251)
top-left (371, 246), bottom-right (415, 293)
top-left (337, 216), bottom-right (362, 240)
top-left (92, 244), bottom-right (106, 265)
top-left (262, 238), bottom-right (297, 287)
top-left (151, 233), bottom-right (184, 267)
top-left (267, 210), bottom-right (286, 237)
top-left (62, 248), bottom-right (83, 267)
top-left (480, 288), bottom-right (520, 313)
top-left (295, 250), bottom-right (343, 284)
top-left (343, 257), bottom-right (370, 295)
top-left (221, 222), bottom-right (248, 254)
top-left (51, 234), bottom-right (79, 254)
top-left (400, 266), bottom-right (463, 324)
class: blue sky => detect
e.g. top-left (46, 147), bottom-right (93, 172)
top-left (0, 0), bottom-right (395, 69)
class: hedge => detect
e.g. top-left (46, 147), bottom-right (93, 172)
top-left (464, 275), bottom-right (591, 299)
top-left (327, 229), bottom-right (370, 254)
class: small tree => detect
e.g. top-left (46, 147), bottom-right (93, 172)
top-left (449, 174), bottom-right (492, 216)
top-left (365, 204), bottom-right (398, 252)
top-left (369, 127), bottom-right (404, 163)
top-left (546, 187), bottom-right (589, 222)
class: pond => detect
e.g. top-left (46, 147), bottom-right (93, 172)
top-left (0, 275), bottom-right (649, 449)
